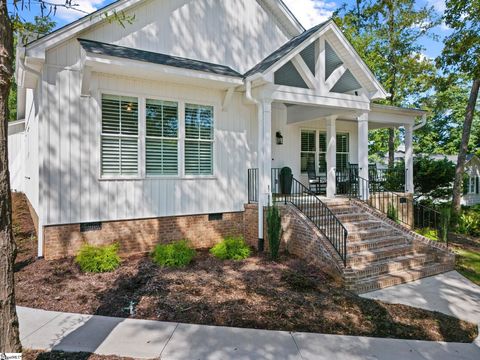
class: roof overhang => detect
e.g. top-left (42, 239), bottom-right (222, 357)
top-left (369, 103), bottom-right (427, 129)
top-left (83, 52), bottom-right (244, 90)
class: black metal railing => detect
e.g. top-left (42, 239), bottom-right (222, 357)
top-left (281, 177), bottom-right (348, 266)
top-left (369, 167), bottom-right (405, 192)
top-left (247, 168), bottom-right (348, 266)
top-left (348, 176), bottom-right (447, 246)
top-left (248, 168), bottom-right (258, 203)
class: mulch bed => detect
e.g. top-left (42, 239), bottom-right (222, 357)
top-left (13, 193), bottom-right (478, 343)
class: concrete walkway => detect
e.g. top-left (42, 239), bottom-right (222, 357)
top-left (17, 270), bottom-right (480, 360)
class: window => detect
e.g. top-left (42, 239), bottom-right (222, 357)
top-left (468, 176), bottom-right (479, 194)
top-left (185, 104), bottom-right (214, 175)
top-left (301, 130), bottom-right (316, 173)
top-left (301, 130), bottom-right (349, 174)
top-left (336, 133), bottom-right (349, 171)
top-left (145, 99), bottom-right (179, 175)
top-left (318, 132), bottom-right (327, 173)
top-left (101, 95), bottom-right (139, 176)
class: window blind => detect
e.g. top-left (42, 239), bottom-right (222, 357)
top-left (336, 133), bottom-right (349, 171)
top-left (101, 95), bottom-right (138, 175)
top-left (318, 132), bottom-right (327, 173)
top-left (145, 99), bottom-right (178, 175)
top-left (301, 130), bottom-right (316, 173)
top-left (185, 104), bottom-right (214, 175)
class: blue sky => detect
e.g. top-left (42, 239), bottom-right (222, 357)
top-left (12, 0), bottom-right (449, 58)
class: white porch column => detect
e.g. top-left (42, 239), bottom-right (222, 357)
top-left (257, 99), bottom-right (272, 250)
top-left (326, 116), bottom-right (337, 198)
top-left (358, 113), bottom-right (369, 200)
top-left (405, 123), bottom-right (414, 193)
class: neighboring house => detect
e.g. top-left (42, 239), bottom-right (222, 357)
top-left (13, 0), bottom-right (428, 262)
top-left (380, 146), bottom-right (480, 206)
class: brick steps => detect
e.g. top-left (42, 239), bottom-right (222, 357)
top-left (301, 198), bottom-right (455, 294)
top-left (354, 262), bottom-right (454, 294)
top-left (347, 235), bottom-right (407, 252)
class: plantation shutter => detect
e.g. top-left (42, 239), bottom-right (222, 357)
top-left (101, 95), bottom-right (138, 175)
top-left (476, 176), bottom-right (479, 194)
top-left (301, 130), bottom-right (316, 172)
top-left (145, 99), bottom-right (179, 175)
top-left (185, 104), bottom-right (214, 175)
top-left (336, 133), bottom-right (349, 171)
top-left (318, 132), bottom-right (327, 173)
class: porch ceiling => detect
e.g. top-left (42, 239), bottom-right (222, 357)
top-left (284, 103), bottom-right (358, 125)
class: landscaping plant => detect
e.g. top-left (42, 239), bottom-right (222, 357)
top-left (387, 203), bottom-right (398, 223)
top-left (457, 211), bottom-right (480, 237)
top-left (439, 206), bottom-right (451, 243)
top-left (267, 204), bottom-right (282, 260)
top-left (210, 236), bottom-right (250, 260)
top-left (151, 240), bottom-right (196, 267)
top-left (75, 243), bottom-right (121, 273)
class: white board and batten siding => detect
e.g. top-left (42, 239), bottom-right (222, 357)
top-left (41, 69), bottom-right (258, 226)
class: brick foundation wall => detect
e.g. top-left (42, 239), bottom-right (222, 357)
top-left (43, 212), bottom-right (244, 260)
top-left (244, 203), bottom-right (344, 279)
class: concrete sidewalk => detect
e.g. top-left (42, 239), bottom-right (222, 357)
top-left (18, 305), bottom-right (480, 360)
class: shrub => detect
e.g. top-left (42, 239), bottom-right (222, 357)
top-left (439, 206), bottom-right (451, 242)
top-left (210, 236), bottom-right (250, 260)
top-left (151, 240), bottom-right (196, 267)
top-left (267, 204), bottom-right (282, 260)
top-left (387, 203), bottom-right (398, 222)
top-left (416, 227), bottom-right (439, 241)
top-left (75, 243), bottom-right (121, 273)
top-left (458, 211), bottom-right (480, 237)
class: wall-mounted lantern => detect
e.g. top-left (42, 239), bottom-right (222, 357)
top-left (276, 131), bottom-right (283, 145)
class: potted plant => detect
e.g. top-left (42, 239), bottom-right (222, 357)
top-left (279, 167), bottom-right (293, 195)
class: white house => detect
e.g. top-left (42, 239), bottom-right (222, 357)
top-left (464, 154), bottom-right (480, 206)
top-left (14, 0), bottom-right (429, 263)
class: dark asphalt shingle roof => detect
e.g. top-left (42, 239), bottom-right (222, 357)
top-left (244, 21), bottom-right (330, 77)
top-left (78, 38), bottom-right (243, 78)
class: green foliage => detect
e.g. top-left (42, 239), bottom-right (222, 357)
top-left (267, 204), bottom-right (282, 260)
top-left (413, 156), bottom-right (456, 200)
top-left (387, 203), bottom-right (398, 223)
top-left (210, 237), bottom-right (250, 261)
top-left (457, 211), bottom-right (480, 237)
top-left (416, 227), bottom-right (439, 241)
top-left (75, 243), bottom-right (121, 273)
top-left (439, 207), bottom-right (451, 243)
top-left (455, 248), bottom-right (480, 286)
top-left (151, 240), bottom-right (196, 267)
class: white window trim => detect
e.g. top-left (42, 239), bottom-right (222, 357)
top-left (300, 128), bottom-right (350, 174)
top-left (97, 89), bottom-right (217, 181)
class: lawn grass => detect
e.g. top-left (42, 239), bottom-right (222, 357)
top-left (455, 248), bottom-right (480, 286)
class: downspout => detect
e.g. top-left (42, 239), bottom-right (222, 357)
top-left (18, 47), bottom-right (45, 258)
top-left (245, 80), bottom-right (265, 252)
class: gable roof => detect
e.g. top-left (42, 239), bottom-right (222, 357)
top-left (244, 21), bottom-right (328, 77)
top-left (79, 39), bottom-right (242, 77)
top-left (25, 0), bottom-right (303, 57)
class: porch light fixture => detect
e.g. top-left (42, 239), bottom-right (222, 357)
top-left (276, 131), bottom-right (283, 145)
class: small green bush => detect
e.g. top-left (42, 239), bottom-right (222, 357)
top-left (75, 243), bottom-right (121, 273)
top-left (210, 236), bottom-right (251, 260)
top-left (151, 240), bottom-right (196, 267)
top-left (267, 204), bottom-right (282, 260)
top-left (416, 227), bottom-right (439, 241)
top-left (387, 203), bottom-right (398, 222)
top-left (458, 211), bottom-right (480, 237)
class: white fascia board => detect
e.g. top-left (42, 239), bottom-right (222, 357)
top-left (263, 0), bottom-right (305, 35)
top-left (328, 24), bottom-right (389, 99)
top-left (25, 0), bottom-right (142, 59)
top-left (85, 54), bottom-right (244, 87)
top-left (371, 103), bottom-right (427, 117)
top-left (255, 21), bottom-right (333, 79)
top-left (271, 86), bottom-right (371, 111)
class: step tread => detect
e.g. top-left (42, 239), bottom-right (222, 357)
top-left (350, 252), bottom-right (435, 271)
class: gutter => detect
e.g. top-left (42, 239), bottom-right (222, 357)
top-left (413, 114), bottom-right (427, 131)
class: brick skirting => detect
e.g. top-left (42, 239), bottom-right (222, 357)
top-left (43, 212), bottom-right (244, 260)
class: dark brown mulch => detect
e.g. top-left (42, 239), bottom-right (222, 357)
top-left (448, 232), bottom-right (480, 252)
top-left (13, 193), bottom-right (478, 343)
top-left (22, 350), bottom-right (135, 360)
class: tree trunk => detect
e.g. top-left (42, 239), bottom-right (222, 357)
top-left (0, 0), bottom-right (21, 352)
top-left (451, 78), bottom-right (480, 219)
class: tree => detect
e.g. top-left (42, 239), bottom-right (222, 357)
top-left (415, 74), bottom-right (480, 155)
top-left (0, 1), bottom-right (133, 351)
top-left (413, 156), bottom-right (456, 201)
top-left (335, 0), bottom-right (439, 166)
top-left (8, 16), bottom-right (56, 121)
top-left (437, 0), bottom-right (480, 220)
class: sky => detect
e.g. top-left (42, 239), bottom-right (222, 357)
top-left (12, 0), bottom-right (450, 58)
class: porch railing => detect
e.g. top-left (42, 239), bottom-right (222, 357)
top-left (348, 176), bottom-right (447, 246)
top-left (247, 168), bottom-right (348, 266)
